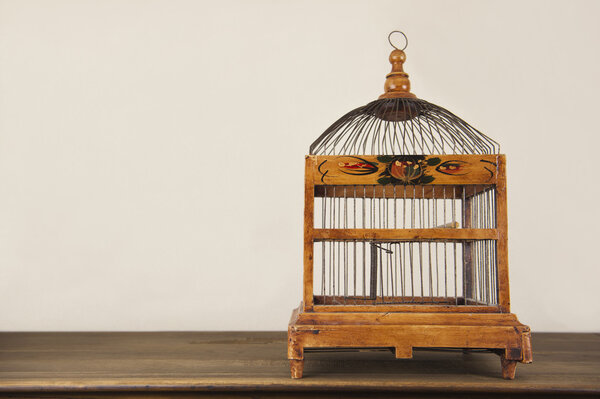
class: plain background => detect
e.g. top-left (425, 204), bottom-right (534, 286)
top-left (0, 0), bottom-right (599, 332)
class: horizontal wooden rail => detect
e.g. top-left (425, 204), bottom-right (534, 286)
top-left (313, 295), bottom-right (486, 306)
top-left (312, 304), bottom-right (500, 313)
top-left (314, 184), bottom-right (494, 199)
top-left (312, 228), bottom-right (498, 241)
top-left (313, 154), bottom-right (498, 186)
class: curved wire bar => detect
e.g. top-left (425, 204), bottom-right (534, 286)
top-left (309, 98), bottom-right (500, 155)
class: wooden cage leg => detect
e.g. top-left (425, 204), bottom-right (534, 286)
top-left (501, 355), bottom-right (518, 380)
top-left (395, 346), bottom-right (413, 359)
top-left (290, 359), bottom-right (304, 379)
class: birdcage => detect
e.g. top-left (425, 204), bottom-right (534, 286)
top-left (288, 32), bottom-right (532, 379)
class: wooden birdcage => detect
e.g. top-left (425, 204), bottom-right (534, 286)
top-left (288, 32), bottom-right (532, 379)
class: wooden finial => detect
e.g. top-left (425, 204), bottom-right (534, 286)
top-left (379, 31), bottom-right (416, 99)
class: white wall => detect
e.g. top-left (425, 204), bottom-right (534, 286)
top-left (0, 0), bottom-right (598, 332)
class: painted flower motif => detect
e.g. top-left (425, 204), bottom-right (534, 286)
top-left (389, 159), bottom-right (425, 182)
top-left (376, 155), bottom-right (440, 185)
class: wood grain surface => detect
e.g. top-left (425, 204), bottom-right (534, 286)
top-left (313, 155), bottom-right (498, 186)
top-left (0, 332), bottom-right (598, 398)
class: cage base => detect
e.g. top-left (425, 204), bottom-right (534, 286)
top-left (288, 305), bottom-right (532, 380)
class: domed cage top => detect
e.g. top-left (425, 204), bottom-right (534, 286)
top-left (288, 32), bottom-right (531, 381)
top-left (310, 97), bottom-right (500, 156)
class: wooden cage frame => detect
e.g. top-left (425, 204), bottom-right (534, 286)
top-left (288, 154), bottom-right (532, 379)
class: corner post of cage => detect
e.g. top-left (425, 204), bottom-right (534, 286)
top-left (495, 155), bottom-right (511, 313)
top-left (463, 190), bottom-right (474, 302)
top-left (303, 155), bottom-right (316, 312)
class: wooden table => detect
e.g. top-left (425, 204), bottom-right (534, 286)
top-left (0, 332), bottom-right (598, 398)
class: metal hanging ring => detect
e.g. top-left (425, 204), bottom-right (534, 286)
top-left (388, 31), bottom-right (408, 51)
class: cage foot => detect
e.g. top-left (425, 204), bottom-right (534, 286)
top-left (290, 359), bottom-right (304, 379)
top-left (395, 346), bottom-right (413, 359)
top-left (501, 355), bottom-right (517, 380)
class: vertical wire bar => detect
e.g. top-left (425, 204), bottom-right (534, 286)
top-left (462, 185), bottom-right (466, 301)
top-left (420, 185), bottom-right (425, 302)
top-left (370, 243), bottom-right (378, 301)
top-left (378, 187), bottom-right (382, 229)
top-left (322, 187), bottom-right (326, 297)
top-left (394, 185), bottom-right (397, 229)
top-left (362, 186), bottom-right (366, 297)
top-left (418, 242), bottom-right (424, 299)
top-left (492, 241), bottom-right (498, 305)
top-left (493, 240), bottom-right (498, 304)
top-left (391, 242), bottom-right (397, 301)
top-left (489, 240), bottom-right (494, 305)
top-left (462, 185), bottom-right (466, 229)
top-left (409, 242), bottom-right (415, 301)
top-left (480, 239), bottom-right (485, 304)
top-left (473, 185), bottom-right (482, 301)
top-left (478, 187), bottom-right (482, 229)
top-left (480, 240), bottom-right (484, 304)
top-left (327, 240), bottom-right (332, 302)
top-left (400, 242), bottom-right (406, 299)
top-left (379, 246), bottom-right (384, 301)
top-left (492, 186), bottom-right (497, 228)
top-left (344, 187), bottom-right (348, 301)
top-left (433, 186), bottom-right (439, 298)
top-left (353, 186), bottom-right (357, 297)
top-left (380, 245), bottom-right (385, 301)
top-left (481, 240), bottom-right (485, 303)
top-left (425, 186), bottom-right (430, 228)
top-left (390, 243), bottom-right (395, 298)
top-left (443, 186), bottom-right (447, 299)
top-left (443, 186), bottom-right (447, 227)
top-left (479, 188), bottom-right (484, 302)
top-left (488, 187), bottom-right (493, 228)
top-left (382, 185), bottom-right (386, 229)
top-left (452, 186), bottom-right (457, 305)
top-left (474, 187), bottom-right (478, 229)
top-left (444, 240), bottom-right (448, 299)
top-left (372, 185), bottom-right (376, 229)
top-left (330, 186), bottom-right (335, 229)
top-left (473, 189), bottom-right (478, 301)
top-left (329, 186), bottom-right (336, 303)
top-left (331, 187), bottom-right (335, 301)
top-left (393, 242), bottom-right (398, 298)
top-left (452, 186), bottom-right (456, 227)
top-left (454, 240), bottom-right (458, 305)
top-left (483, 190), bottom-right (487, 303)
top-left (378, 244), bottom-right (384, 301)
top-left (403, 185), bottom-right (407, 228)
top-left (479, 239), bottom-right (484, 303)
top-left (471, 185), bottom-right (475, 228)
top-left (475, 239), bottom-right (479, 303)
top-left (485, 239), bottom-right (490, 305)
top-left (318, 244), bottom-right (322, 301)
top-left (337, 240), bottom-right (341, 299)
top-left (332, 186), bottom-right (336, 228)
top-left (333, 240), bottom-right (337, 300)
top-left (486, 240), bottom-right (491, 305)
top-left (435, 241), bottom-right (440, 298)
top-left (488, 239), bottom-right (492, 305)
top-left (473, 238), bottom-right (477, 303)
top-left (433, 186), bottom-right (437, 227)
top-left (421, 186), bottom-right (425, 228)
top-left (322, 186), bottom-right (327, 228)
top-left (428, 241), bottom-right (433, 301)
top-left (485, 191), bottom-right (491, 304)
top-left (412, 186), bottom-right (416, 228)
